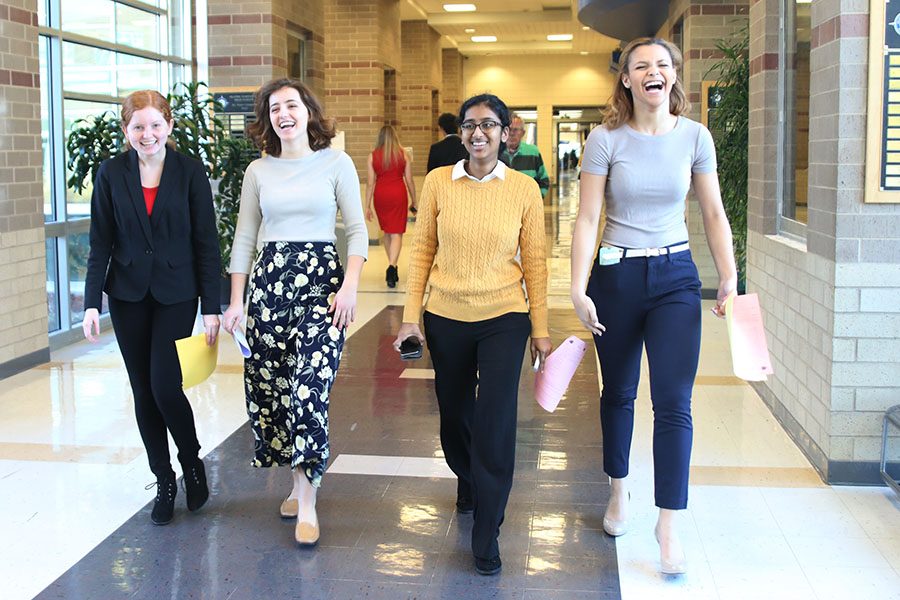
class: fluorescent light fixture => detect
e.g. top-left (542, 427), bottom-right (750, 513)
top-left (582, 26), bottom-right (591, 31)
top-left (547, 34), bottom-right (573, 42)
top-left (464, 28), bottom-right (475, 33)
top-left (471, 35), bottom-right (497, 42)
top-left (580, 51), bottom-right (589, 55)
top-left (443, 3), bottom-right (476, 11)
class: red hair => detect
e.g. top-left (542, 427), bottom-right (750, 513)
top-left (121, 90), bottom-right (175, 149)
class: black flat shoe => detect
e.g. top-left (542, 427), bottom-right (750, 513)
top-left (147, 471), bottom-right (177, 525)
top-left (456, 496), bottom-right (474, 515)
top-left (182, 459), bottom-right (209, 512)
top-left (474, 555), bottom-right (502, 576)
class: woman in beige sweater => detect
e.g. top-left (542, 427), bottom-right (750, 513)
top-left (394, 93), bottom-right (551, 577)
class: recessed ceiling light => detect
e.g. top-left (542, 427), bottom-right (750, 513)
top-left (582, 26), bottom-right (591, 31)
top-left (547, 34), bottom-right (573, 42)
top-left (471, 35), bottom-right (497, 43)
top-left (443, 3), bottom-right (476, 11)
top-left (580, 51), bottom-right (589, 55)
top-left (464, 28), bottom-right (475, 33)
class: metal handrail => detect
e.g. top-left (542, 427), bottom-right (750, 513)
top-left (881, 405), bottom-right (900, 497)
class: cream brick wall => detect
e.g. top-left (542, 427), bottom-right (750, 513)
top-left (400, 20), bottom-right (441, 177)
top-left (441, 48), bottom-right (463, 116)
top-left (0, 0), bottom-right (48, 371)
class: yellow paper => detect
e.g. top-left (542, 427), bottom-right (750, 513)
top-left (175, 333), bottom-right (218, 389)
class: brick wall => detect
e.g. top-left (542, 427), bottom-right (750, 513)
top-left (324, 0), bottom-right (400, 177)
top-left (400, 20), bottom-right (441, 176)
top-left (0, 0), bottom-right (49, 375)
top-left (748, 0), bottom-right (900, 483)
top-left (441, 48), bottom-right (463, 117)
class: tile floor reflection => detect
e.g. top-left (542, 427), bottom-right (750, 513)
top-left (1, 172), bottom-right (898, 599)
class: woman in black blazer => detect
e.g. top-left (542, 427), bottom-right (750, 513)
top-left (82, 90), bottom-right (222, 526)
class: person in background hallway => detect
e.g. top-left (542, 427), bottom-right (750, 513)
top-left (365, 125), bottom-right (417, 288)
top-left (221, 78), bottom-right (367, 547)
top-left (82, 90), bottom-right (221, 526)
top-left (570, 37), bottom-right (737, 575)
top-left (395, 94), bottom-right (551, 577)
top-left (426, 112), bottom-right (468, 172)
top-left (501, 114), bottom-right (550, 197)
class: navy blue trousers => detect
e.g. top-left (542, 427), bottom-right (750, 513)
top-left (586, 247), bottom-right (701, 509)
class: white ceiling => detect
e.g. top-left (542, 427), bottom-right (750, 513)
top-left (399, 0), bottom-right (622, 56)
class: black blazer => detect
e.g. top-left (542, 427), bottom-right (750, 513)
top-left (426, 135), bottom-right (468, 172)
top-left (84, 148), bottom-right (222, 315)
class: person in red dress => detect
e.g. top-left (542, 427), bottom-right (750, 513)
top-left (365, 125), bottom-right (417, 287)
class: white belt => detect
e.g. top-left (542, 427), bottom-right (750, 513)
top-left (602, 242), bottom-right (690, 259)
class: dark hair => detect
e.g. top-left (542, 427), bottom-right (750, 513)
top-left (457, 93), bottom-right (511, 154)
top-left (437, 112), bottom-right (458, 135)
top-left (247, 78), bottom-right (335, 157)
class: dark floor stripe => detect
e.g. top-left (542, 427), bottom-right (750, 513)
top-left (37, 307), bottom-right (618, 600)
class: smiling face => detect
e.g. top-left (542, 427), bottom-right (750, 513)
top-left (123, 106), bottom-right (173, 157)
top-left (621, 43), bottom-right (677, 111)
top-left (268, 86), bottom-right (309, 144)
top-left (460, 103), bottom-right (509, 163)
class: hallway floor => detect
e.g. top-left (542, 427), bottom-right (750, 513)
top-left (2, 174), bottom-right (899, 599)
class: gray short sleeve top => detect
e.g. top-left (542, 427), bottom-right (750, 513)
top-left (581, 116), bottom-right (717, 248)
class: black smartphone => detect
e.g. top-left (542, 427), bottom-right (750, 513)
top-left (399, 336), bottom-right (423, 360)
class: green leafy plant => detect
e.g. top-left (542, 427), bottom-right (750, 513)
top-left (705, 24), bottom-right (749, 292)
top-left (65, 82), bottom-right (258, 277)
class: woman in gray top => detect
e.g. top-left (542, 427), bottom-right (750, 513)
top-left (570, 38), bottom-right (737, 574)
top-left (222, 78), bottom-right (368, 547)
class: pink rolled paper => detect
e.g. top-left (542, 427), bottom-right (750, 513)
top-left (534, 335), bottom-right (588, 412)
top-left (725, 292), bottom-right (774, 381)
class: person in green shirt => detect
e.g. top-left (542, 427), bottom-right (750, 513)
top-left (500, 114), bottom-right (550, 197)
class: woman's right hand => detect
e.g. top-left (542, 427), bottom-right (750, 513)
top-left (222, 302), bottom-right (244, 334)
top-left (572, 293), bottom-right (606, 337)
top-left (82, 308), bottom-right (101, 343)
top-left (393, 322), bottom-right (425, 352)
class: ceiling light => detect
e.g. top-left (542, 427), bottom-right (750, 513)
top-left (471, 35), bottom-right (497, 43)
top-left (443, 3), bottom-right (476, 11)
top-left (582, 26), bottom-right (590, 31)
top-left (464, 28), bottom-right (475, 33)
top-left (580, 51), bottom-right (589, 55)
top-left (547, 34), bottom-right (573, 42)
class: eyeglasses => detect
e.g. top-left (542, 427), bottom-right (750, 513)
top-left (460, 120), bottom-right (501, 134)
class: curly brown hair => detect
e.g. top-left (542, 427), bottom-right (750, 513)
top-left (247, 78), bottom-right (335, 156)
top-left (602, 38), bottom-right (690, 130)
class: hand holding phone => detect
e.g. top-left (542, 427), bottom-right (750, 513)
top-left (399, 336), bottom-right (423, 360)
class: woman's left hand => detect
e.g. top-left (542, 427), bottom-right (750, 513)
top-left (329, 284), bottom-right (357, 330)
top-left (530, 337), bottom-right (553, 372)
top-left (712, 275), bottom-right (738, 318)
top-left (202, 314), bottom-right (220, 346)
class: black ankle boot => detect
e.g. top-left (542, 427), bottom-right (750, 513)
top-left (386, 266), bottom-right (397, 288)
top-left (182, 459), bottom-right (209, 512)
top-left (148, 471), bottom-right (177, 525)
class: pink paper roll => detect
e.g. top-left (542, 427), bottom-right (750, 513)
top-left (534, 335), bottom-right (588, 412)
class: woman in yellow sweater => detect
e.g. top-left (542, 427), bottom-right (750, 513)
top-left (394, 94), bottom-right (551, 576)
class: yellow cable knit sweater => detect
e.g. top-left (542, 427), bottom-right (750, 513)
top-left (402, 165), bottom-right (549, 338)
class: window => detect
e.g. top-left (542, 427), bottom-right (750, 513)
top-left (782, 0), bottom-right (811, 227)
top-left (288, 32), bottom-right (307, 81)
top-left (46, 237), bottom-right (60, 333)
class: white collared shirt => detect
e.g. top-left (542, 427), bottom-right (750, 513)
top-left (451, 159), bottom-right (507, 183)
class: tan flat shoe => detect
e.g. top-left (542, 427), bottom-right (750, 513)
top-left (295, 519), bottom-right (320, 546)
top-left (280, 498), bottom-right (298, 519)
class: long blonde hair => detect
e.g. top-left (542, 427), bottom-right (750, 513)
top-left (602, 37), bottom-right (690, 129)
top-left (375, 125), bottom-right (403, 169)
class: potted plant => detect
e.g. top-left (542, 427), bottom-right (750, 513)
top-left (65, 82), bottom-right (257, 290)
top-left (705, 25), bottom-right (749, 292)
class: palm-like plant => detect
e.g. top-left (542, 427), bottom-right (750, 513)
top-left (705, 24), bottom-right (749, 292)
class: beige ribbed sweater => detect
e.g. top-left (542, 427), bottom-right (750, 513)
top-left (402, 165), bottom-right (549, 338)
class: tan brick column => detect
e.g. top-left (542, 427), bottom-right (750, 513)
top-left (324, 0), bottom-right (400, 176)
top-left (400, 20), bottom-right (442, 177)
top-left (0, 0), bottom-right (49, 375)
top-left (207, 0), bottom-right (325, 98)
top-left (441, 48), bottom-right (464, 117)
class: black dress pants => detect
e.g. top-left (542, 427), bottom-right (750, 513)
top-left (109, 293), bottom-right (201, 477)
top-left (424, 311), bottom-right (530, 560)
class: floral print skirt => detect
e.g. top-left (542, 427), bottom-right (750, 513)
top-left (244, 241), bottom-right (345, 487)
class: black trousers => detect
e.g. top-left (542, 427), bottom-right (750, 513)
top-left (424, 311), bottom-right (530, 560)
top-left (109, 293), bottom-right (201, 477)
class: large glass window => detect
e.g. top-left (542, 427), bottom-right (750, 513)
top-left (782, 0), bottom-right (811, 226)
top-left (42, 0), bottom-right (193, 338)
